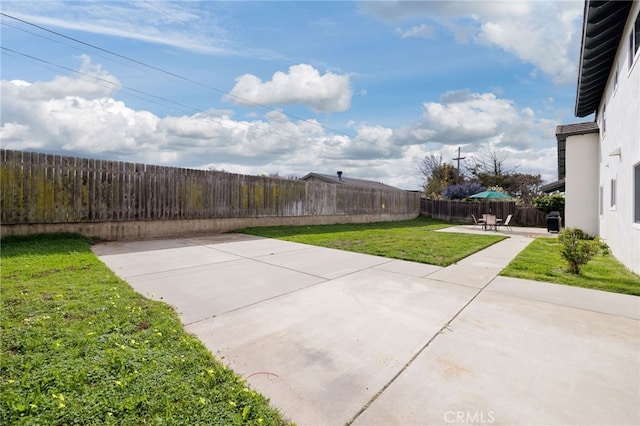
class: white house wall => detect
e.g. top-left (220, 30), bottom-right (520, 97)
top-left (565, 133), bottom-right (599, 236)
top-left (597, 1), bottom-right (640, 275)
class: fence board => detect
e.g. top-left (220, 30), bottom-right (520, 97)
top-left (64, 155), bottom-right (71, 221)
top-left (2, 151), bottom-right (9, 222)
top-left (27, 152), bottom-right (34, 221)
top-left (105, 159), bottom-right (113, 220)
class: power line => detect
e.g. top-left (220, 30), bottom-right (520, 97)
top-left (0, 12), bottom-right (357, 141)
top-left (1, 46), bottom-right (201, 114)
top-left (1, 20), bottom-right (164, 79)
top-left (142, 1), bottom-right (174, 18)
top-left (0, 11), bottom-right (425, 169)
top-left (0, 45), bottom-right (356, 162)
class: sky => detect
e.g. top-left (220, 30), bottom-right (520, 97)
top-left (1, 0), bottom-right (591, 190)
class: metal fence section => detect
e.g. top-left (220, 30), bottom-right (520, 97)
top-left (0, 150), bottom-right (420, 225)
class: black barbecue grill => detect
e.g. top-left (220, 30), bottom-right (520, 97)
top-left (546, 211), bottom-right (562, 233)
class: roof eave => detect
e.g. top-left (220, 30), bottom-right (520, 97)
top-left (574, 0), bottom-right (633, 117)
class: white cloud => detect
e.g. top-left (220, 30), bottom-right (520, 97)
top-left (398, 90), bottom-right (530, 146)
top-left (1, 62), bottom-right (562, 190)
top-left (1, 67), bottom-right (331, 167)
top-left (341, 124), bottom-right (397, 160)
top-left (361, 1), bottom-right (532, 22)
top-left (392, 89), bottom-right (562, 174)
top-left (4, 55), bottom-right (120, 102)
top-left (1, 86), bottom-right (159, 155)
top-left (1, 1), bottom-right (237, 56)
top-left (0, 122), bottom-right (34, 145)
top-left (362, 0), bottom-right (583, 85)
top-left (475, 5), bottom-right (580, 84)
top-left (397, 24), bottom-right (435, 39)
top-left (226, 64), bottom-right (352, 113)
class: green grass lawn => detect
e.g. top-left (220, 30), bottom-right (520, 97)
top-left (241, 218), bottom-right (639, 296)
top-left (4, 225), bottom-right (634, 424)
top-left (0, 233), bottom-right (288, 425)
top-left (501, 237), bottom-right (640, 295)
top-left (237, 217), bottom-right (506, 267)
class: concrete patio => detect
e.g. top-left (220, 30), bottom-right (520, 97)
top-left (93, 227), bottom-right (639, 425)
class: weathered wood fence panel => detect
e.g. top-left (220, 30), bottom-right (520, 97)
top-left (420, 199), bottom-right (516, 223)
top-left (514, 206), bottom-right (549, 227)
top-left (0, 149), bottom-right (419, 225)
top-left (420, 198), bottom-right (548, 227)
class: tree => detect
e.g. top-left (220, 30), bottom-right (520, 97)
top-left (425, 163), bottom-right (461, 198)
top-left (418, 153), bottom-right (463, 198)
top-left (442, 182), bottom-right (486, 200)
top-left (467, 149), bottom-right (542, 204)
top-left (419, 148), bottom-right (544, 203)
top-left (465, 149), bottom-right (513, 191)
top-left (418, 153), bottom-right (444, 181)
top-left (504, 173), bottom-right (543, 205)
top-left (466, 148), bottom-right (509, 181)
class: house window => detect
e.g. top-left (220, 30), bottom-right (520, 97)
top-left (610, 178), bottom-right (617, 209)
top-left (602, 103), bottom-right (606, 134)
top-left (614, 65), bottom-right (619, 90)
top-left (635, 164), bottom-right (640, 223)
top-left (599, 185), bottom-right (604, 216)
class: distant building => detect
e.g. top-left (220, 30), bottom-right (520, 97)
top-left (554, 1), bottom-right (639, 274)
top-left (301, 171), bottom-right (401, 191)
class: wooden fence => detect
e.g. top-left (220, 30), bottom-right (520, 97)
top-left (0, 150), bottom-right (420, 226)
top-left (514, 206), bottom-right (551, 227)
top-left (420, 198), bottom-right (548, 227)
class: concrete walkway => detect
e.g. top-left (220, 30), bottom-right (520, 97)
top-left (93, 227), bottom-right (640, 426)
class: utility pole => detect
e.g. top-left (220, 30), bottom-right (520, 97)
top-left (453, 146), bottom-right (465, 172)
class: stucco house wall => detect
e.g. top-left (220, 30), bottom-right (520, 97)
top-left (565, 133), bottom-right (599, 236)
top-left (595, 1), bottom-right (640, 274)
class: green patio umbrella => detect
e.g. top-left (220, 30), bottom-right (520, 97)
top-left (469, 190), bottom-right (513, 199)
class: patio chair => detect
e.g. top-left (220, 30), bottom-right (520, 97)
top-left (485, 214), bottom-right (497, 231)
top-left (471, 214), bottom-right (485, 228)
top-left (500, 214), bottom-right (513, 231)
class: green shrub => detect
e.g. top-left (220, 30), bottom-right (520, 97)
top-left (558, 228), bottom-right (609, 274)
top-left (533, 192), bottom-right (564, 213)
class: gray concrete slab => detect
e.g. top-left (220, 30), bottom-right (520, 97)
top-left (372, 259), bottom-right (442, 278)
top-left (427, 263), bottom-right (503, 288)
top-left (125, 259), bottom-right (326, 325)
top-left (255, 246), bottom-right (393, 280)
top-left (456, 238), bottom-right (533, 271)
top-left (489, 276), bottom-right (640, 320)
top-left (95, 245), bottom-right (240, 278)
top-left (186, 268), bottom-right (478, 425)
top-left (92, 237), bottom-right (200, 256)
top-left (93, 231), bottom-right (640, 426)
top-left (202, 236), bottom-right (317, 259)
top-left (353, 287), bottom-right (640, 426)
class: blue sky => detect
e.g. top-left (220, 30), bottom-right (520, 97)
top-left (1, 1), bottom-right (589, 189)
